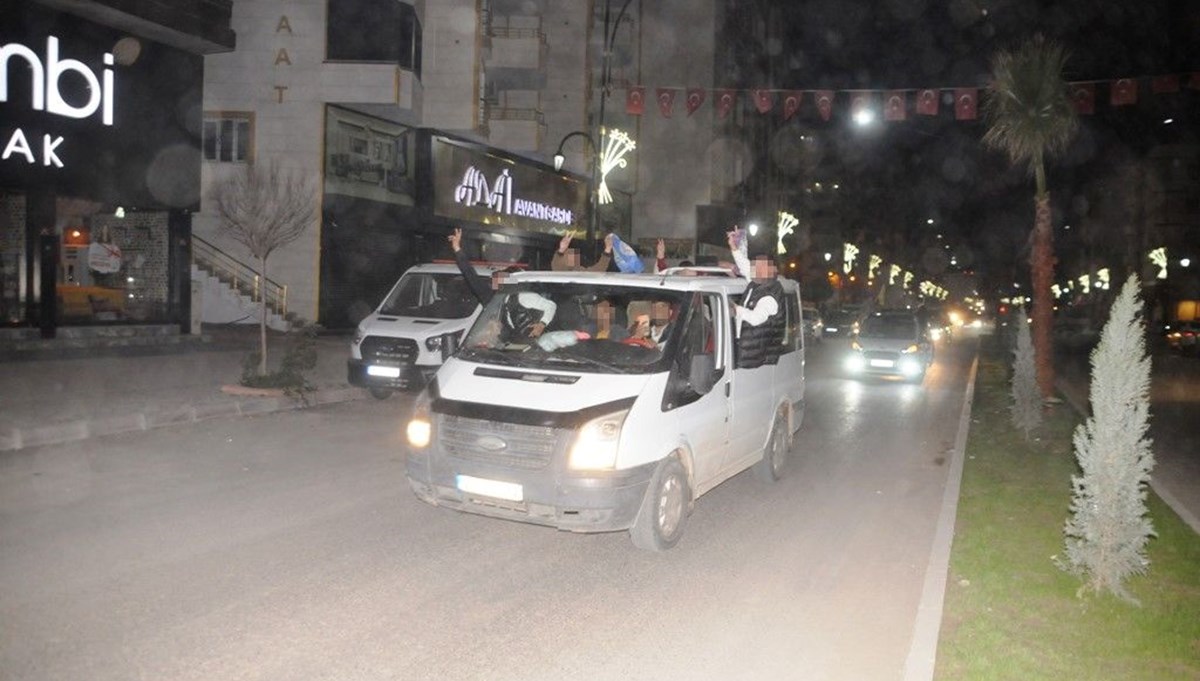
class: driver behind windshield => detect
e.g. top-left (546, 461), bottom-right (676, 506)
top-left (449, 227), bottom-right (556, 341)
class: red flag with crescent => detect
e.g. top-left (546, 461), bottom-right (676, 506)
top-left (656, 88), bottom-right (678, 118)
top-left (954, 88), bottom-right (977, 120)
top-left (753, 89), bottom-right (775, 114)
top-left (884, 91), bottom-right (906, 121)
top-left (1110, 78), bottom-right (1137, 106)
top-left (715, 89), bottom-right (737, 119)
top-left (1070, 83), bottom-right (1095, 115)
top-left (782, 91), bottom-right (803, 121)
top-left (815, 90), bottom-right (834, 121)
top-left (626, 86), bottom-right (645, 116)
top-left (850, 92), bottom-right (873, 121)
top-left (685, 88), bottom-right (706, 116)
top-left (915, 89), bottom-right (939, 116)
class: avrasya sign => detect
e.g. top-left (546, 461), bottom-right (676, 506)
top-left (1, 36), bottom-right (116, 168)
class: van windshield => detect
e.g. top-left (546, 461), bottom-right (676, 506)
top-left (378, 272), bottom-right (480, 319)
top-left (457, 282), bottom-right (691, 374)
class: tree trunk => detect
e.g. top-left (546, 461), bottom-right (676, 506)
top-left (258, 256), bottom-right (268, 376)
top-left (1031, 195), bottom-right (1055, 399)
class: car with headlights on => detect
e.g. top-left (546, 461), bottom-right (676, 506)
top-left (844, 310), bottom-right (934, 382)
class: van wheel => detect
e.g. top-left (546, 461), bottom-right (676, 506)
top-left (754, 412), bottom-right (789, 482)
top-left (630, 457), bottom-right (690, 551)
top-left (368, 387), bottom-right (393, 400)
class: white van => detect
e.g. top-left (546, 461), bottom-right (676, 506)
top-left (404, 269), bottom-right (806, 550)
top-left (348, 262), bottom-right (503, 399)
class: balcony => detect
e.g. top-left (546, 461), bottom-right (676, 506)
top-left (485, 105), bottom-right (545, 152)
top-left (484, 26), bottom-right (548, 74)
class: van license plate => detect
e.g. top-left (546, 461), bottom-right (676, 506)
top-left (456, 475), bottom-right (523, 502)
top-left (367, 365), bottom-right (402, 378)
top-left (869, 359), bottom-right (895, 368)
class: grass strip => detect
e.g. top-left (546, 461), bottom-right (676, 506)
top-left (935, 345), bottom-right (1200, 681)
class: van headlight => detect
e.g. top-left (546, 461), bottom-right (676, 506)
top-left (406, 392), bottom-right (433, 449)
top-left (569, 409), bottom-right (629, 470)
top-left (426, 331), bottom-right (464, 352)
top-left (901, 344), bottom-right (919, 354)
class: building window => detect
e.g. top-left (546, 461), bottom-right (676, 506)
top-left (327, 0), bottom-right (422, 77)
top-left (203, 113), bottom-right (254, 163)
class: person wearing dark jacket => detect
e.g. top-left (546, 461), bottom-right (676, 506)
top-left (448, 228), bottom-right (555, 338)
top-left (727, 228), bottom-right (785, 369)
top-left (552, 233), bottom-right (614, 272)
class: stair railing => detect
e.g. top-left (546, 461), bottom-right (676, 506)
top-left (192, 235), bottom-right (288, 317)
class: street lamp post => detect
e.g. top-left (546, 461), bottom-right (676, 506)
top-left (553, 131), bottom-right (600, 257)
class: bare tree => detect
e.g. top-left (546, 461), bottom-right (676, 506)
top-left (215, 161), bottom-right (315, 375)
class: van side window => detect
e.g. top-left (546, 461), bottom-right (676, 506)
top-left (781, 291), bottom-right (801, 354)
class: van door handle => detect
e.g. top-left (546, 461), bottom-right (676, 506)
top-left (725, 382), bottom-right (731, 397)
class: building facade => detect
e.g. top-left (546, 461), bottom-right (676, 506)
top-left (1, 1), bottom-right (234, 334)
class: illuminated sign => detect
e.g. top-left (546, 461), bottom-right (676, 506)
top-left (1, 35), bottom-right (116, 169)
top-left (454, 166), bottom-right (576, 226)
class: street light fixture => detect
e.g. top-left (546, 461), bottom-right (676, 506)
top-left (553, 130), bottom-right (600, 253)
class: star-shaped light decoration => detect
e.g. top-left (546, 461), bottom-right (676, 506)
top-left (889, 264), bottom-right (902, 286)
top-left (776, 211), bottom-right (798, 255)
top-left (1149, 247), bottom-right (1168, 280)
top-left (597, 128), bottom-right (636, 205)
top-left (903, 271), bottom-right (914, 290)
top-left (843, 242), bottom-right (860, 275)
top-left (1078, 273), bottom-right (1091, 294)
top-left (1096, 267), bottom-right (1110, 290)
top-left (868, 254), bottom-right (882, 284)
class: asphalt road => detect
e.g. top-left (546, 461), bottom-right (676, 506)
top-left (0, 335), bottom-right (979, 681)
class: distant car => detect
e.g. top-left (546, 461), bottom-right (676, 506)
top-left (822, 310), bottom-right (859, 338)
top-left (802, 305), bottom-right (824, 344)
top-left (844, 310), bottom-right (934, 382)
top-left (1165, 321), bottom-right (1198, 354)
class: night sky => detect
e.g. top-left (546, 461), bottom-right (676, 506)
top-left (725, 0), bottom-right (1200, 296)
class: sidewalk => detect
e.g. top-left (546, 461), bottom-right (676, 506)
top-left (0, 326), bottom-right (366, 452)
top-left (1055, 350), bottom-right (1200, 535)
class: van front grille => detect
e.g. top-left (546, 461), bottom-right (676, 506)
top-left (438, 414), bottom-right (562, 469)
top-left (361, 336), bottom-right (418, 364)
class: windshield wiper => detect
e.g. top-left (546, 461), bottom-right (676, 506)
top-left (545, 350), bottom-right (634, 374)
top-left (458, 346), bottom-right (523, 366)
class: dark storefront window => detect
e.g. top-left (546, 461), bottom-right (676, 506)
top-left (327, 0), bottom-right (422, 77)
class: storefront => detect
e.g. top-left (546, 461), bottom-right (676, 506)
top-left (1, 3), bottom-right (231, 335)
top-left (319, 107), bottom-right (597, 328)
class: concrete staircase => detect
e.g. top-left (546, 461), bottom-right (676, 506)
top-left (191, 264), bottom-right (291, 332)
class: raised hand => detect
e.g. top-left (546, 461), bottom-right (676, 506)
top-left (656, 238), bottom-right (666, 260)
top-left (604, 233), bottom-right (615, 254)
top-left (448, 228), bottom-right (463, 252)
top-left (558, 233), bottom-right (573, 254)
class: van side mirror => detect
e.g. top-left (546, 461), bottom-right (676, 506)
top-left (440, 331), bottom-right (461, 360)
top-left (688, 353), bottom-right (717, 394)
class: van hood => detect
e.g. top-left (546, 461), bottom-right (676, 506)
top-left (360, 314), bottom-right (473, 338)
top-left (435, 357), bottom-right (650, 413)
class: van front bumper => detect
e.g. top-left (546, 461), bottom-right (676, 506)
top-left (347, 359), bottom-right (436, 392)
top-left (405, 449), bottom-right (655, 533)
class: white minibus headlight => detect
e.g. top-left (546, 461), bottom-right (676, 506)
top-left (406, 392), bottom-right (433, 449)
top-left (569, 410), bottom-right (629, 470)
top-left (901, 344), bottom-right (919, 354)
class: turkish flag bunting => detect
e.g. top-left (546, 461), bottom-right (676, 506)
top-left (753, 89), bottom-right (775, 114)
top-left (1110, 78), bottom-right (1138, 106)
top-left (1152, 75), bottom-right (1180, 94)
top-left (954, 88), bottom-right (977, 120)
top-left (626, 86), bottom-right (645, 116)
top-left (656, 88), bottom-right (678, 118)
top-left (715, 89), bottom-right (738, 119)
top-left (782, 91), bottom-right (803, 121)
top-left (884, 91), bottom-right (906, 121)
top-left (850, 92), bottom-right (872, 120)
top-left (916, 89), bottom-right (939, 116)
top-left (685, 88), bottom-right (706, 116)
top-left (815, 90), bottom-right (834, 121)
top-left (1070, 83), bottom-right (1095, 115)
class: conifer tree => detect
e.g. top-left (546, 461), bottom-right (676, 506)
top-left (1010, 308), bottom-right (1042, 437)
top-left (1061, 275), bottom-right (1155, 602)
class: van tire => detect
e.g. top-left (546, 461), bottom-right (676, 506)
top-left (368, 387), bottom-right (393, 400)
top-left (754, 411), bottom-right (789, 482)
top-left (630, 457), bottom-right (690, 551)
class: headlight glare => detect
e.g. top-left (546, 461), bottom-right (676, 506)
top-left (406, 392), bottom-right (433, 448)
top-left (569, 410), bottom-right (629, 470)
top-left (902, 344), bottom-right (919, 354)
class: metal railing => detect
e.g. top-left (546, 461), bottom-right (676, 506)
top-left (192, 235), bottom-right (288, 317)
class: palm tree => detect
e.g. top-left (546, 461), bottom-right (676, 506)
top-left (982, 37), bottom-right (1078, 400)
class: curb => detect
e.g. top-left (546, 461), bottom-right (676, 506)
top-left (903, 353), bottom-right (980, 681)
top-left (0, 386), bottom-right (366, 452)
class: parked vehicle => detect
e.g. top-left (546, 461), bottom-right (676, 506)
top-left (844, 310), bottom-right (934, 382)
top-left (1165, 321), bottom-right (1198, 354)
top-left (802, 304), bottom-right (824, 344)
top-left (348, 262), bottom-right (506, 399)
top-left (404, 269), bottom-right (806, 550)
